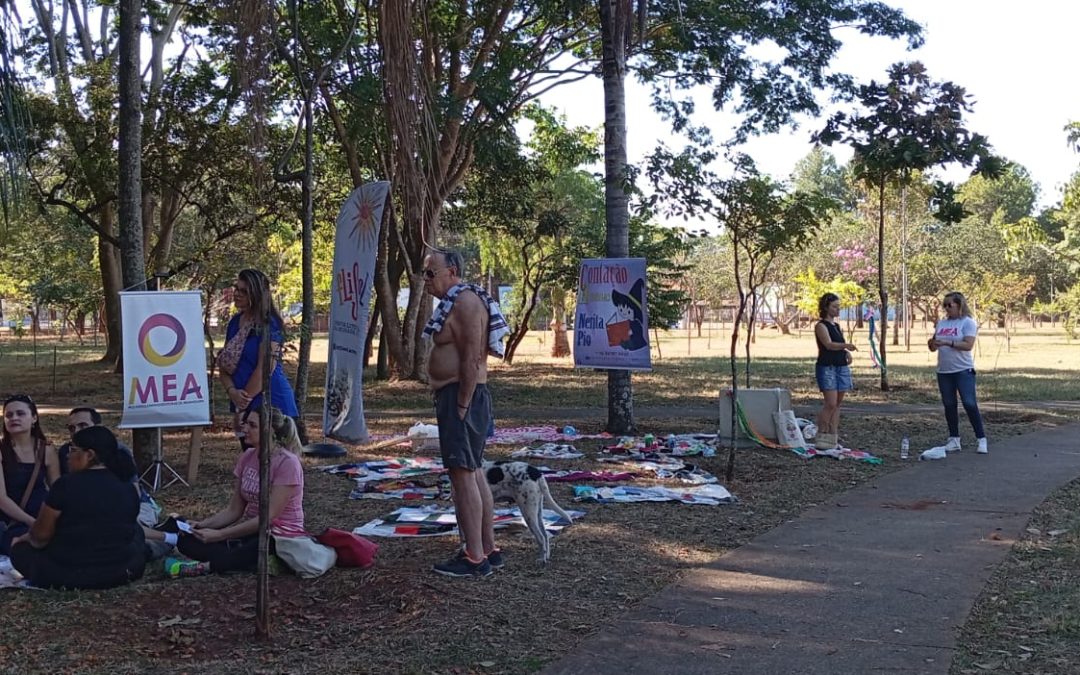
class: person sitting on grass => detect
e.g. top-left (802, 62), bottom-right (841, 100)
top-left (165, 407), bottom-right (304, 578)
top-left (1, 394), bottom-right (60, 555)
top-left (9, 427), bottom-right (146, 590)
top-left (56, 405), bottom-right (174, 561)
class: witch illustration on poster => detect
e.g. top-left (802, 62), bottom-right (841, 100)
top-left (574, 258), bottom-right (651, 371)
top-left (609, 279), bottom-right (648, 351)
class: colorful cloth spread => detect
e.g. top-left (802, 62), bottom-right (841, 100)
top-left (354, 505), bottom-right (583, 538)
top-left (545, 470), bottom-right (638, 483)
top-left (319, 457), bottom-right (445, 484)
top-left (600, 435), bottom-right (716, 458)
top-left (348, 477), bottom-right (450, 501)
top-left (490, 426), bottom-right (613, 446)
top-left (593, 456), bottom-right (716, 484)
top-left (790, 445), bottom-right (883, 464)
top-left (510, 444), bottom-right (584, 460)
top-left (573, 484), bottom-right (735, 506)
top-left (422, 283), bottom-right (510, 358)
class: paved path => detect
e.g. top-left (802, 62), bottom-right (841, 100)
top-left (544, 422), bottom-right (1080, 675)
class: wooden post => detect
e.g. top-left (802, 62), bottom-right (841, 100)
top-left (255, 286), bottom-right (273, 638)
top-left (186, 427), bottom-right (204, 484)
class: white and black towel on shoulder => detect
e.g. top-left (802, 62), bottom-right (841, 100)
top-left (422, 283), bottom-right (510, 358)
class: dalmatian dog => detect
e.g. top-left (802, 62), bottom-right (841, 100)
top-left (483, 461), bottom-right (573, 564)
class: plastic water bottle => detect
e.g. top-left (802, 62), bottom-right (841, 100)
top-left (900, 435), bottom-right (910, 460)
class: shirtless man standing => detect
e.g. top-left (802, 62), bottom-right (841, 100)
top-left (423, 249), bottom-right (501, 577)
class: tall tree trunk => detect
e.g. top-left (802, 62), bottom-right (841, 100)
top-left (100, 210), bottom-right (124, 367)
top-left (292, 95), bottom-right (315, 445)
top-left (118, 0), bottom-right (156, 467)
top-left (374, 207), bottom-right (407, 376)
top-left (877, 182), bottom-right (889, 391)
top-left (550, 287), bottom-right (571, 358)
top-left (599, 0), bottom-right (634, 434)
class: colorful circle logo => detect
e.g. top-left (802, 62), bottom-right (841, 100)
top-left (138, 313), bottom-right (186, 367)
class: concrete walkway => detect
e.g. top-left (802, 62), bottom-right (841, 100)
top-left (544, 423), bottom-right (1080, 675)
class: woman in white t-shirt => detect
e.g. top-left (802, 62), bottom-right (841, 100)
top-left (927, 292), bottom-right (987, 454)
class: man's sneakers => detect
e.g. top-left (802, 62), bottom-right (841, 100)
top-left (164, 557), bottom-right (210, 579)
top-left (485, 548), bottom-right (505, 570)
top-left (432, 551), bottom-right (493, 578)
top-left (977, 437), bottom-right (989, 454)
top-left (945, 437), bottom-right (962, 453)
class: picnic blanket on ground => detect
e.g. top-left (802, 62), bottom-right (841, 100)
top-left (490, 426), bottom-right (612, 446)
top-left (595, 457), bottom-right (717, 485)
top-left (573, 484), bottom-right (735, 506)
top-left (319, 457), bottom-right (446, 483)
top-left (545, 470), bottom-right (638, 483)
top-left (354, 505), bottom-right (583, 538)
top-left (790, 445), bottom-right (883, 464)
top-left (510, 444), bottom-right (584, 460)
top-left (600, 435), bottom-right (716, 458)
top-left (349, 477), bottom-right (450, 501)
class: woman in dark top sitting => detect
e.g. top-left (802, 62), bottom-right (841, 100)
top-left (0, 394), bottom-right (60, 555)
top-left (10, 426), bottom-right (145, 590)
top-left (814, 293), bottom-right (857, 450)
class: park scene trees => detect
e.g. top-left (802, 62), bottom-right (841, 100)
top-left (1, 0), bottom-right (1080, 672)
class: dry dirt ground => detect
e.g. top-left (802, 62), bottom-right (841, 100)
top-left (1, 328), bottom-right (1077, 674)
top-left (1, 403), bottom-right (1073, 674)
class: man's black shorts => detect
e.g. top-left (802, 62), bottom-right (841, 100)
top-left (434, 383), bottom-right (492, 470)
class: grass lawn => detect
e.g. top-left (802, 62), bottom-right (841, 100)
top-left (0, 325), bottom-right (1077, 673)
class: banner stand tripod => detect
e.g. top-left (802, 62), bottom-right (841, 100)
top-left (140, 428), bottom-right (188, 492)
top-left (124, 274), bottom-right (199, 493)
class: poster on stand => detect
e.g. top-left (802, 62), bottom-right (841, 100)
top-left (573, 258), bottom-right (651, 371)
top-left (120, 291), bottom-right (211, 428)
top-left (323, 181), bottom-right (390, 442)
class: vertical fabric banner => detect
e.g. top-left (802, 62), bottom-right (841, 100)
top-left (323, 181), bottom-right (390, 442)
top-left (573, 258), bottom-right (652, 371)
top-left (120, 291), bottom-right (211, 428)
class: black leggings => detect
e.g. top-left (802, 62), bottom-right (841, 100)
top-left (11, 542), bottom-right (146, 590)
top-left (177, 534), bottom-right (259, 573)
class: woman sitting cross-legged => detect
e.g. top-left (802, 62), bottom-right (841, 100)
top-left (10, 427), bottom-right (145, 590)
top-left (167, 407), bottom-right (304, 578)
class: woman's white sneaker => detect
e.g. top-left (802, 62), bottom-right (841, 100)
top-left (977, 438), bottom-right (988, 454)
top-left (945, 437), bottom-right (962, 453)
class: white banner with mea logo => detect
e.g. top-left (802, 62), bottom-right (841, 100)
top-left (120, 291), bottom-right (211, 429)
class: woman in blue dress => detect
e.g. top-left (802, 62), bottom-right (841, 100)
top-left (0, 395), bottom-right (60, 554)
top-left (216, 269), bottom-right (298, 446)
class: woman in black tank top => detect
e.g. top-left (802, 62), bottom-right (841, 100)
top-left (813, 294), bottom-right (856, 450)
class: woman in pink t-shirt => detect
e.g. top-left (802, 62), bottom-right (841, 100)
top-left (168, 407), bottom-right (305, 576)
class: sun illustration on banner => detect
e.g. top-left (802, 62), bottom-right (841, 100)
top-left (349, 189), bottom-right (380, 250)
top-left (138, 313), bottom-right (186, 367)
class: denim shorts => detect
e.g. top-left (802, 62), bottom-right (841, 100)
top-left (816, 364), bottom-right (853, 392)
